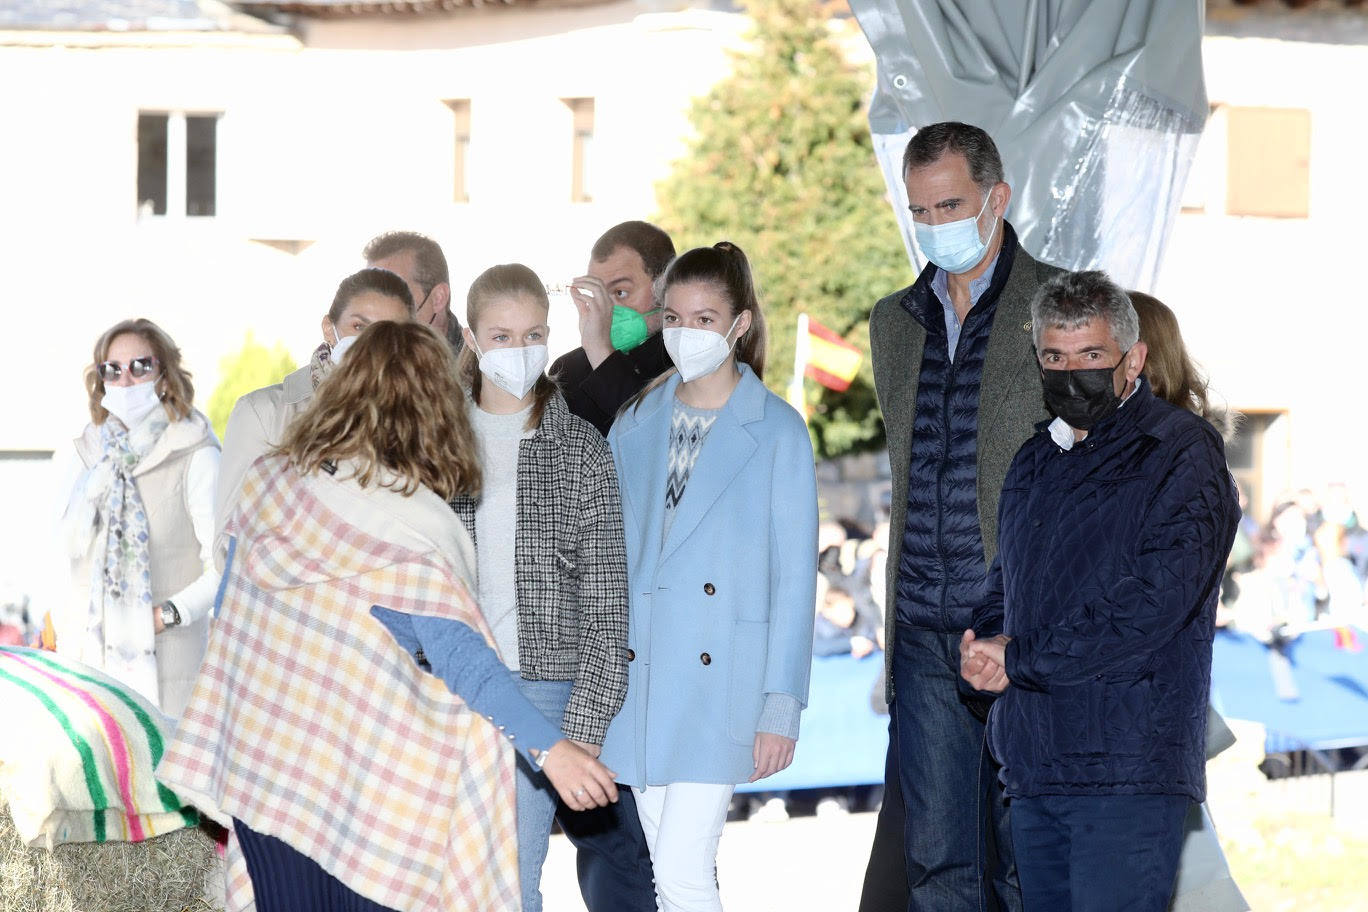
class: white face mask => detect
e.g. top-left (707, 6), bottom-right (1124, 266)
top-left (664, 315), bottom-right (741, 383)
top-left (912, 188), bottom-right (998, 274)
top-left (102, 382), bottom-right (163, 428)
top-left (476, 342), bottom-right (549, 400)
top-left (329, 324), bottom-right (360, 364)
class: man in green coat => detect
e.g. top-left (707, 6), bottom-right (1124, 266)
top-left (861, 121), bottom-right (1060, 912)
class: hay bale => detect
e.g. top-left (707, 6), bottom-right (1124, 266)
top-left (0, 805), bottom-right (222, 912)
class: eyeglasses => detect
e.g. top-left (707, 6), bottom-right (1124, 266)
top-left (97, 356), bottom-right (158, 382)
top-left (414, 286), bottom-right (438, 325)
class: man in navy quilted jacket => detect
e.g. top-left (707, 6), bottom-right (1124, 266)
top-left (961, 270), bottom-right (1239, 911)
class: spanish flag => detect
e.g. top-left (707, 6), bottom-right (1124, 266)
top-left (802, 315), bottom-right (862, 392)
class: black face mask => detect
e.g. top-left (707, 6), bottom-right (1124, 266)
top-left (1040, 357), bottom-right (1126, 430)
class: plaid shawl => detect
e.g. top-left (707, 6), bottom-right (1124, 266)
top-left (157, 456), bottom-right (517, 912)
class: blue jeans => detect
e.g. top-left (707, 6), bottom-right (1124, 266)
top-left (513, 675), bottom-right (575, 912)
top-left (892, 624), bottom-right (1019, 912)
top-left (1010, 794), bottom-right (1188, 912)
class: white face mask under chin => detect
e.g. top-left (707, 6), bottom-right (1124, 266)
top-left (101, 382), bottom-right (163, 428)
top-left (475, 342), bottom-right (549, 400)
top-left (663, 315), bottom-right (741, 383)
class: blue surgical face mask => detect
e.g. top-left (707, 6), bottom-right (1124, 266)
top-left (912, 188), bottom-right (999, 274)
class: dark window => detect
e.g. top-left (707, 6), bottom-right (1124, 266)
top-left (186, 115), bottom-right (217, 217)
top-left (1227, 411), bottom-right (1283, 521)
top-left (564, 97), bottom-right (594, 203)
top-left (446, 99), bottom-right (471, 203)
top-left (137, 113), bottom-right (168, 217)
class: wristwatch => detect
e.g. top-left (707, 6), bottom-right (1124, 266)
top-left (159, 601), bottom-right (182, 629)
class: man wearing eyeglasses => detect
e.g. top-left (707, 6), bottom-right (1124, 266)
top-left (364, 231), bottom-right (463, 353)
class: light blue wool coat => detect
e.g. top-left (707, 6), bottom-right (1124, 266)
top-left (599, 365), bottom-right (818, 787)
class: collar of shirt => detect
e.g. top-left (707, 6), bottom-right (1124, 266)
top-left (930, 250), bottom-right (1002, 361)
top-left (1048, 376), bottom-right (1146, 451)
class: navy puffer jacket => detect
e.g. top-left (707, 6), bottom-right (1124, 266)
top-left (974, 382), bottom-right (1238, 802)
top-left (893, 242), bottom-right (1015, 633)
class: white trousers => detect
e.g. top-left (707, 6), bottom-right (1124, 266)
top-left (633, 782), bottom-right (736, 912)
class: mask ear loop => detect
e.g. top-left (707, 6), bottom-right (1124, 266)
top-left (979, 186), bottom-right (1001, 245)
top-left (722, 313), bottom-right (743, 352)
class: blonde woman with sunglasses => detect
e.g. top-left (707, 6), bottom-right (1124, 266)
top-left (55, 318), bottom-right (219, 720)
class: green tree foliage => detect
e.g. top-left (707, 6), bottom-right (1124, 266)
top-left (206, 333), bottom-right (297, 439)
top-left (654, 0), bottom-right (910, 459)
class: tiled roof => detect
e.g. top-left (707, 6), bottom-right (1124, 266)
top-left (235, 0), bottom-right (601, 16)
top-left (0, 0), bottom-right (275, 31)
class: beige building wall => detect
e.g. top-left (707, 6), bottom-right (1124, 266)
top-left (1155, 33), bottom-right (1368, 517)
top-left (0, 2), bottom-right (748, 458)
top-left (0, 2), bottom-right (752, 611)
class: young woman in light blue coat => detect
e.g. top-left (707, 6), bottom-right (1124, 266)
top-left (599, 242), bottom-right (818, 912)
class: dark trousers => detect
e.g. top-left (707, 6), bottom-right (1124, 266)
top-left (557, 785), bottom-right (658, 911)
top-left (886, 624), bottom-right (1020, 912)
top-left (233, 820), bottom-right (397, 912)
top-left (859, 710), bottom-right (910, 911)
top-left (1010, 795), bottom-right (1188, 912)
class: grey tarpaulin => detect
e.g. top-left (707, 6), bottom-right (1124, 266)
top-left (848, 0), bottom-right (1208, 289)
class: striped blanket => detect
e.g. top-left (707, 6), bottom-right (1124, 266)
top-left (0, 646), bottom-right (198, 848)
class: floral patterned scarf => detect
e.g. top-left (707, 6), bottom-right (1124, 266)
top-left (69, 411), bottom-right (169, 708)
top-left (307, 341), bottom-right (333, 389)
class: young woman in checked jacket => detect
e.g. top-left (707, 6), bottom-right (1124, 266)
top-left (452, 263), bottom-right (631, 912)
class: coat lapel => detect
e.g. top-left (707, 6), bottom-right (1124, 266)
top-left (874, 294), bottom-right (924, 483)
top-left (658, 368), bottom-right (764, 564)
top-left (615, 378), bottom-right (676, 584)
top-left (978, 245), bottom-right (1042, 446)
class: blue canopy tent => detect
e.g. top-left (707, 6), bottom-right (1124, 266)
top-left (1211, 627), bottom-right (1368, 760)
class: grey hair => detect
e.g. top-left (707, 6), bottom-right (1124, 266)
top-left (902, 122), bottom-right (1005, 194)
top-left (1030, 270), bottom-right (1139, 352)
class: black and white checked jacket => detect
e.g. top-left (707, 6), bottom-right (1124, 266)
top-left (450, 392), bottom-right (629, 745)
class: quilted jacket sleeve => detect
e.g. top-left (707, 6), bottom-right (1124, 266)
top-left (562, 436), bottom-right (631, 745)
top-left (972, 555), bottom-right (1006, 639)
top-left (973, 441), bottom-right (1030, 640)
top-left (1005, 427), bottom-right (1237, 691)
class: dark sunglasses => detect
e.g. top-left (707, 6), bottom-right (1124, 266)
top-left (97, 356), bottom-right (158, 382)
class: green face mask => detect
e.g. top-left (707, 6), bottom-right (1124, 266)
top-left (610, 305), bottom-right (658, 353)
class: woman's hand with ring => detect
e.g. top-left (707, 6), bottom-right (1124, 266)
top-left (540, 739), bottom-right (618, 810)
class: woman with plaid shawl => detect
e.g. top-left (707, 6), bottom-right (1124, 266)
top-left (159, 321), bottom-right (618, 912)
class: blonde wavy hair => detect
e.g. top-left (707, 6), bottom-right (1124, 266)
top-left (85, 318), bottom-right (195, 425)
top-left (278, 321), bottom-right (481, 500)
top-left (1129, 290), bottom-right (1238, 440)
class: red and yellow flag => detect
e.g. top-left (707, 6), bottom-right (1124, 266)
top-left (803, 317), bottom-right (862, 392)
